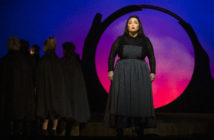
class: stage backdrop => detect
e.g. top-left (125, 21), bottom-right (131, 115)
top-left (0, 0), bottom-right (214, 113)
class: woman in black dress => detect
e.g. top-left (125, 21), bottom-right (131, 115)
top-left (104, 15), bottom-right (157, 136)
top-left (61, 42), bottom-right (90, 136)
top-left (0, 36), bottom-right (35, 136)
top-left (36, 37), bottom-right (72, 136)
top-left (29, 44), bottom-right (41, 136)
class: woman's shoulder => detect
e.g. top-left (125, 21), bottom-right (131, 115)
top-left (143, 36), bottom-right (151, 42)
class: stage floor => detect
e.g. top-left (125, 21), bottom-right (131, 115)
top-left (58, 112), bottom-right (214, 137)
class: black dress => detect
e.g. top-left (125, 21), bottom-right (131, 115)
top-left (0, 51), bottom-right (35, 121)
top-left (61, 53), bottom-right (90, 123)
top-left (36, 50), bottom-right (72, 119)
top-left (104, 34), bottom-right (157, 129)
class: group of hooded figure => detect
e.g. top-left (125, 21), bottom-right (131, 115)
top-left (0, 36), bottom-right (90, 136)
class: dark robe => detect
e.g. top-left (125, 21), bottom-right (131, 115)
top-left (0, 51), bottom-right (35, 121)
top-left (0, 57), bottom-right (4, 121)
top-left (61, 53), bottom-right (90, 122)
top-left (36, 50), bottom-right (72, 119)
top-left (31, 54), bottom-right (40, 103)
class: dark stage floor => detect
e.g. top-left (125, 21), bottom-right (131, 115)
top-left (56, 112), bottom-right (214, 138)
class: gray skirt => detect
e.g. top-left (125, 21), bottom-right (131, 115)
top-left (104, 58), bottom-right (157, 128)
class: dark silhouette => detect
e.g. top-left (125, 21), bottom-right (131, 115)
top-left (20, 39), bottom-right (30, 55)
top-left (30, 45), bottom-right (40, 58)
top-left (0, 36), bottom-right (35, 136)
top-left (61, 42), bottom-right (90, 136)
top-left (36, 37), bottom-right (72, 136)
top-left (29, 44), bottom-right (41, 136)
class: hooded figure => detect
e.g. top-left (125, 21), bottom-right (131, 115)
top-left (36, 37), bottom-right (72, 136)
top-left (0, 36), bottom-right (35, 136)
top-left (61, 42), bottom-right (90, 136)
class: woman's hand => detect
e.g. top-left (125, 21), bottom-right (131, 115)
top-left (150, 73), bottom-right (155, 82)
top-left (108, 71), bottom-right (114, 80)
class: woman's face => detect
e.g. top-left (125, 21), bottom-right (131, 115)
top-left (127, 17), bottom-right (139, 33)
top-left (30, 48), bottom-right (35, 55)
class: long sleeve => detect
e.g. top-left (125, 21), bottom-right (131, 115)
top-left (146, 37), bottom-right (156, 74)
top-left (108, 37), bottom-right (121, 72)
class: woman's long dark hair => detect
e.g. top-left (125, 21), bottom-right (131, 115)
top-left (123, 15), bottom-right (145, 38)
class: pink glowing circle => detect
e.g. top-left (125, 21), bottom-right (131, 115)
top-left (95, 11), bottom-right (194, 108)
